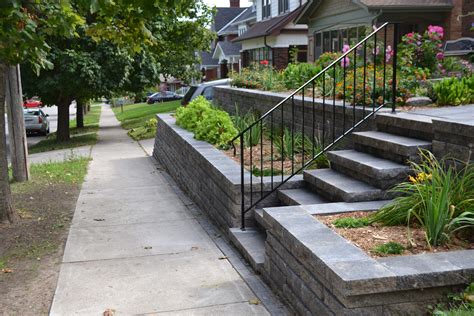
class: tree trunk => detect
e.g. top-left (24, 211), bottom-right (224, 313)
top-left (0, 63), bottom-right (16, 223)
top-left (56, 100), bottom-right (70, 142)
top-left (76, 100), bottom-right (84, 129)
top-left (5, 64), bottom-right (29, 182)
top-left (87, 103), bottom-right (91, 112)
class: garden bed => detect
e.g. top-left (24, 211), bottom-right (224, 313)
top-left (262, 205), bottom-right (474, 315)
top-left (316, 211), bottom-right (473, 259)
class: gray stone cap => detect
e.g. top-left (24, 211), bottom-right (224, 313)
top-left (432, 118), bottom-right (474, 141)
top-left (262, 204), bottom-right (474, 297)
top-left (214, 86), bottom-right (392, 113)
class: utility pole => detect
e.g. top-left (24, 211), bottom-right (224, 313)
top-left (5, 64), bottom-right (29, 182)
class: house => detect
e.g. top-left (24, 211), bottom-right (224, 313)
top-left (233, 0), bottom-right (309, 70)
top-left (295, 0), bottom-right (474, 62)
top-left (199, 0), bottom-right (246, 81)
top-left (212, 5), bottom-right (258, 75)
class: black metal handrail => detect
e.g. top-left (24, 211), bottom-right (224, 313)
top-left (233, 22), bottom-right (399, 230)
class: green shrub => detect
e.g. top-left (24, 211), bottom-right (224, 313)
top-left (434, 76), bottom-right (474, 106)
top-left (332, 216), bottom-right (370, 228)
top-left (283, 63), bottom-right (322, 90)
top-left (194, 108), bottom-right (238, 148)
top-left (175, 96), bottom-right (237, 148)
top-left (127, 118), bottom-right (157, 140)
top-left (373, 242), bottom-right (405, 255)
top-left (175, 96), bottom-right (212, 130)
top-left (370, 150), bottom-right (474, 246)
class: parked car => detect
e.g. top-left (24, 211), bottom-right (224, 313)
top-left (24, 109), bottom-right (50, 135)
top-left (175, 86), bottom-right (190, 97)
top-left (147, 91), bottom-right (183, 104)
top-left (181, 79), bottom-right (231, 105)
top-left (23, 98), bottom-right (43, 108)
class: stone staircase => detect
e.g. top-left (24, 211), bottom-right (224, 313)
top-left (230, 112), bottom-right (434, 273)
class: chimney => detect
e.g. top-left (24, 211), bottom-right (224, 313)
top-left (230, 0), bottom-right (240, 7)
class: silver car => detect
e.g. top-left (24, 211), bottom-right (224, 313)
top-left (24, 108), bottom-right (50, 135)
top-left (181, 79), bottom-right (231, 105)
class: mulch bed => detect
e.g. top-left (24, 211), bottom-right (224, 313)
top-left (316, 211), bottom-right (474, 258)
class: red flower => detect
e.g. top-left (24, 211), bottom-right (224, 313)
top-left (260, 60), bottom-right (269, 66)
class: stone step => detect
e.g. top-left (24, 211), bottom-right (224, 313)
top-left (299, 200), bottom-right (392, 215)
top-left (353, 131), bottom-right (432, 164)
top-left (376, 112), bottom-right (434, 141)
top-left (229, 227), bottom-right (266, 273)
top-left (277, 188), bottom-right (328, 206)
top-left (304, 168), bottom-right (392, 202)
top-left (327, 150), bottom-right (411, 190)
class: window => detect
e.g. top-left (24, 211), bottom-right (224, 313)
top-left (314, 25), bottom-right (368, 59)
top-left (278, 0), bottom-right (288, 14)
top-left (247, 47), bottom-right (273, 65)
top-left (262, 0), bottom-right (271, 19)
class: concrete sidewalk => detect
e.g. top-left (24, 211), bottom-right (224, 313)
top-left (50, 105), bottom-right (270, 315)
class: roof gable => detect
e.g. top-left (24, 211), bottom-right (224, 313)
top-left (213, 7), bottom-right (246, 33)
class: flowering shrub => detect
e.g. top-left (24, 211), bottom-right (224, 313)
top-left (398, 26), bottom-right (445, 76)
top-left (230, 62), bottom-right (285, 91)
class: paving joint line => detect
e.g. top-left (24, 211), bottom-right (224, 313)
top-left (140, 300), bottom-right (252, 315)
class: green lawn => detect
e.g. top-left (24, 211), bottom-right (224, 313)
top-left (28, 134), bottom-right (97, 154)
top-left (29, 105), bottom-right (102, 154)
top-left (69, 104), bottom-right (102, 134)
top-left (112, 100), bottom-right (180, 140)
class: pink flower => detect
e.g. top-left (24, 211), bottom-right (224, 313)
top-left (406, 33), bottom-right (414, 38)
top-left (428, 25), bottom-right (444, 38)
top-left (373, 46), bottom-right (380, 56)
top-left (341, 56), bottom-right (350, 68)
top-left (436, 52), bottom-right (444, 60)
top-left (343, 44), bottom-right (350, 53)
top-left (385, 45), bottom-right (393, 62)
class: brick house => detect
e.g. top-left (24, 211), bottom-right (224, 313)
top-left (295, 0), bottom-right (473, 62)
top-left (233, 0), bottom-right (310, 70)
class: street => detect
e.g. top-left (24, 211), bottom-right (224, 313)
top-left (5, 103), bottom-right (77, 154)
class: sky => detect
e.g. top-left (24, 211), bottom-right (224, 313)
top-left (203, 0), bottom-right (252, 8)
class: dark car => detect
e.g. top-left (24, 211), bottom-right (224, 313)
top-left (147, 91), bottom-right (183, 104)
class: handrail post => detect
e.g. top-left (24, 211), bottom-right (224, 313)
top-left (240, 135), bottom-right (246, 231)
top-left (392, 23), bottom-right (399, 113)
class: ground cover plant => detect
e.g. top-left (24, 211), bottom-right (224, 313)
top-left (29, 105), bottom-right (102, 154)
top-left (1, 157), bottom-right (90, 313)
top-left (432, 282), bottom-right (474, 315)
top-left (113, 100), bottom-right (180, 140)
top-left (370, 150), bottom-right (474, 247)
